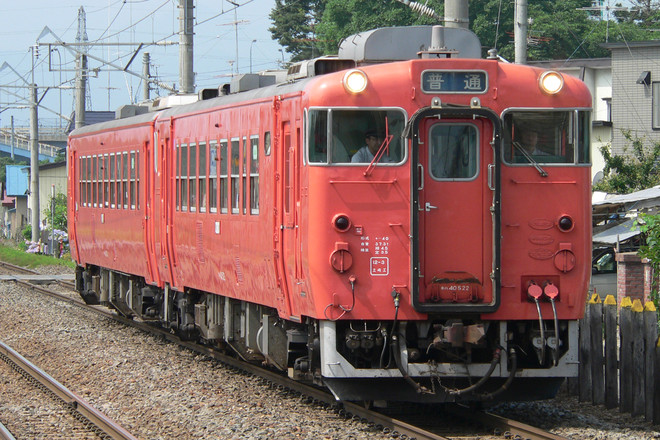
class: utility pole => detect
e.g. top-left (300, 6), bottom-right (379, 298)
top-left (75, 6), bottom-right (88, 129)
top-left (10, 116), bottom-right (14, 160)
top-left (514, 0), bottom-right (528, 64)
top-left (179, 0), bottom-right (194, 94)
top-left (29, 45), bottom-right (40, 243)
top-left (444, 0), bottom-right (469, 29)
top-left (143, 52), bottom-right (150, 101)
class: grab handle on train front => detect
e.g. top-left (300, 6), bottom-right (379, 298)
top-left (417, 164), bottom-right (424, 190)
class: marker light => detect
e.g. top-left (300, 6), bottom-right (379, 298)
top-left (539, 71), bottom-right (564, 95)
top-left (333, 214), bottom-right (351, 232)
top-left (558, 215), bottom-right (574, 232)
top-left (343, 69), bottom-right (368, 94)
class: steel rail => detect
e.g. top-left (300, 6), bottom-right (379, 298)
top-left (3, 262), bottom-right (565, 440)
top-left (104, 314), bottom-right (453, 440)
top-left (9, 277), bottom-right (452, 440)
top-left (0, 261), bottom-right (75, 287)
top-left (0, 421), bottom-right (16, 440)
top-left (0, 261), bottom-right (36, 274)
top-left (447, 403), bottom-right (568, 440)
top-left (0, 340), bottom-right (138, 440)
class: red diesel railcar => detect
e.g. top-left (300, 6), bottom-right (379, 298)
top-left (69, 26), bottom-right (592, 402)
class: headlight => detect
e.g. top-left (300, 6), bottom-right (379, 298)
top-left (539, 71), bottom-right (564, 95)
top-left (343, 69), bottom-right (368, 94)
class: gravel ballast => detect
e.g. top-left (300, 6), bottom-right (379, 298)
top-left (0, 265), bottom-right (658, 439)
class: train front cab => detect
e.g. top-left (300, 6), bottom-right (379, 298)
top-left (315, 103), bottom-right (591, 403)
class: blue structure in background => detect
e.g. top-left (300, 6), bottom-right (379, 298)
top-left (0, 140), bottom-right (60, 162)
top-left (6, 165), bottom-right (29, 196)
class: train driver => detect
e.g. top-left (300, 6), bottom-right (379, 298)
top-left (351, 129), bottom-right (393, 163)
top-left (514, 127), bottom-right (549, 159)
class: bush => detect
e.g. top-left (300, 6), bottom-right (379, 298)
top-left (638, 213), bottom-right (660, 308)
top-left (22, 225), bottom-right (31, 241)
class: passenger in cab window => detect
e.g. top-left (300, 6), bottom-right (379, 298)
top-left (351, 129), bottom-right (393, 163)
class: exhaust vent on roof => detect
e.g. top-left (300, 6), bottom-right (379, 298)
top-left (338, 26), bottom-right (481, 63)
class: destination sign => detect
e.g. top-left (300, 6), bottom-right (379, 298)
top-left (421, 70), bottom-right (488, 93)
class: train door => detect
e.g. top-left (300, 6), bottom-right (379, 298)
top-left (143, 137), bottom-right (159, 285)
top-left (410, 109), bottom-right (501, 313)
top-left (154, 122), bottom-right (175, 286)
top-left (68, 148), bottom-right (81, 262)
top-left (277, 120), bottom-right (298, 318)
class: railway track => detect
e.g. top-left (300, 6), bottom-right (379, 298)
top-left (0, 261), bottom-right (567, 440)
top-left (0, 340), bottom-right (137, 440)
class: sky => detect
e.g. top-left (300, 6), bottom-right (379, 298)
top-left (0, 0), bottom-right (284, 128)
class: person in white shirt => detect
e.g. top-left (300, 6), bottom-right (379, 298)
top-left (351, 130), bottom-right (392, 163)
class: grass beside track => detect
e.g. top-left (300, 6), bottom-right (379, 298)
top-left (0, 243), bottom-right (75, 270)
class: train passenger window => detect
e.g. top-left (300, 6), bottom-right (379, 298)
top-left (209, 141), bottom-right (218, 213)
top-left (86, 157), bottom-right (92, 206)
top-left (189, 143), bottom-right (197, 212)
top-left (92, 156), bottom-right (98, 207)
top-left (250, 136), bottom-right (259, 214)
top-left (180, 144), bottom-right (188, 212)
top-left (175, 144), bottom-right (180, 211)
top-left (264, 131), bottom-right (271, 156)
top-left (98, 156), bottom-right (103, 208)
top-left (115, 154), bottom-right (122, 210)
top-left (122, 152), bottom-right (129, 209)
top-left (100, 156), bottom-right (105, 208)
top-left (242, 136), bottom-right (248, 215)
top-left (197, 142), bottom-right (208, 212)
top-left (306, 108), bottom-right (406, 165)
top-left (109, 154), bottom-right (115, 208)
top-left (503, 110), bottom-right (589, 165)
top-left (220, 140), bottom-right (228, 214)
top-left (103, 155), bottom-right (109, 207)
top-left (429, 124), bottom-right (478, 180)
top-left (130, 151), bottom-right (137, 210)
top-left (231, 138), bottom-right (240, 214)
top-left (80, 157), bottom-right (86, 207)
top-left (137, 151), bottom-right (140, 209)
top-left (199, 142), bottom-right (207, 213)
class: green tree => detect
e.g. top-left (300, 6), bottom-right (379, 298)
top-left (471, 0), bottom-right (656, 61)
top-left (593, 131), bottom-right (660, 194)
top-left (615, 0), bottom-right (660, 25)
top-left (637, 212), bottom-right (660, 307)
top-left (269, 0), bottom-right (328, 62)
top-left (314, 0), bottom-right (441, 54)
top-left (270, 0), bottom-right (660, 61)
top-left (43, 192), bottom-right (67, 232)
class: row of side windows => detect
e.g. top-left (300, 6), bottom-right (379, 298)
top-left (79, 151), bottom-right (140, 210)
top-left (175, 132), bottom-right (270, 215)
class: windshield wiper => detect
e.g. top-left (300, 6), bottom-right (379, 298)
top-left (513, 141), bottom-right (547, 177)
top-left (363, 134), bottom-right (393, 176)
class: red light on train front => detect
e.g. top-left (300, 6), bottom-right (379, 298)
top-left (343, 69), bottom-right (368, 94)
top-left (539, 71), bottom-right (564, 95)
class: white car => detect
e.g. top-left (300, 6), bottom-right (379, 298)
top-left (590, 247), bottom-right (617, 298)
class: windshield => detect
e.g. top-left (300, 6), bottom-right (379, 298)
top-left (307, 108), bottom-right (406, 165)
top-left (502, 110), bottom-right (590, 165)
